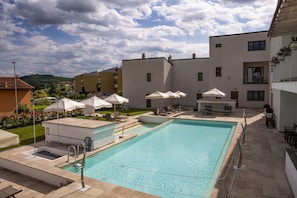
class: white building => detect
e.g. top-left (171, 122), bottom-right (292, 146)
top-left (122, 31), bottom-right (270, 110)
top-left (268, 0), bottom-right (297, 131)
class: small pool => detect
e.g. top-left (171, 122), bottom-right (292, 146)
top-left (64, 119), bottom-right (236, 198)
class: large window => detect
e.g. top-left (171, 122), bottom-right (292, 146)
top-left (198, 72), bottom-right (203, 81)
top-left (248, 40), bottom-right (266, 51)
top-left (247, 67), bottom-right (264, 84)
top-left (216, 67), bottom-right (222, 77)
top-left (146, 73), bottom-right (151, 82)
top-left (247, 91), bottom-right (264, 101)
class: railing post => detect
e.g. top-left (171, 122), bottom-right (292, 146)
top-left (234, 139), bottom-right (246, 170)
top-left (240, 123), bottom-right (246, 146)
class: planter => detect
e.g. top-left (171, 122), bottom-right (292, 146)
top-left (289, 41), bottom-right (297, 50)
top-left (277, 55), bottom-right (284, 61)
top-left (271, 56), bottom-right (279, 64)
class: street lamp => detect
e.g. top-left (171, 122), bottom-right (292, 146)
top-left (11, 61), bottom-right (18, 115)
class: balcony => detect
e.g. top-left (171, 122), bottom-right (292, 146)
top-left (243, 77), bottom-right (268, 84)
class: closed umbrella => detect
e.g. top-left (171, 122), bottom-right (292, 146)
top-left (104, 94), bottom-right (129, 112)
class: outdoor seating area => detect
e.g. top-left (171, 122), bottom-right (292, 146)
top-left (104, 112), bottom-right (129, 122)
top-left (202, 105), bottom-right (233, 115)
top-left (152, 104), bottom-right (183, 116)
top-left (197, 88), bottom-right (236, 113)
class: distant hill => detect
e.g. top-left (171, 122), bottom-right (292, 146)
top-left (20, 74), bottom-right (73, 90)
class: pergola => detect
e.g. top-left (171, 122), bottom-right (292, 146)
top-left (268, 0), bottom-right (297, 37)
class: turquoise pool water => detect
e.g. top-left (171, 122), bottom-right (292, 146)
top-left (64, 119), bottom-right (236, 198)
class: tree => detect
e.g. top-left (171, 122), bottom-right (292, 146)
top-left (34, 90), bottom-right (47, 99)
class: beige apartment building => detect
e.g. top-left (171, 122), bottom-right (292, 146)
top-left (73, 67), bottom-right (122, 96)
top-left (122, 31), bottom-right (270, 109)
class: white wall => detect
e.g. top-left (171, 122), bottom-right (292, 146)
top-left (279, 91), bottom-right (297, 130)
top-left (122, 57), bottom-right (172, 108)
top-left (173, 58), bottom-right (209, 106)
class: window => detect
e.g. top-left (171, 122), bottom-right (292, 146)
top-left (215, 43), bottom-right (222, 48)
top-left (247, 67), bottom-right (264, 84)
top-left (248, 40), bottom-right (266, 51)
top-left (197, 93), bottom-right (202, 100)
top-left (216, 67), bottom-right (222, 77)
top-left (197, 72), bottom-right (203, 81)
top-left (146, 73), bottom-right (151, 82)
top-left (247, 91), bottom-right (264, 101)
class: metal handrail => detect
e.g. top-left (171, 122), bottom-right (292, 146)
top-left (235, 139), bottom-right (242, 169)
top-left (67, 145), bottom-right (77, 163)
top-left (77, 143), bottom-right (85, 156)
top-left (240, 123), bottom-right (247, 145)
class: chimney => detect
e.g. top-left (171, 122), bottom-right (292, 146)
top-left (142, 53), bottom-right (146, 59)
top-left (168, 55), bottom-right (172, 63)
top-left (192, 53), bottom-right (196, 59)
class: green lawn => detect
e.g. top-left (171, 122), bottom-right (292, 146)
top-left (6, 123), bottom-right (45, 145)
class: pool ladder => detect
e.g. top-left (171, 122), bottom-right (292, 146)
top-left (67, 145), bottom-right (77, 164)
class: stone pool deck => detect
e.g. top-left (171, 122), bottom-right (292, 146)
top-left (0, 108), bottom-right (294, 197)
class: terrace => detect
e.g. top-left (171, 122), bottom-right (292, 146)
top-left (0, 108), bottom-right (294, 197)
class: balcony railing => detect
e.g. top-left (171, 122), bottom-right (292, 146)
top-left (243, 77), bottom-right (267, 84)
top-left (272, 76), bottom-right (297, 83)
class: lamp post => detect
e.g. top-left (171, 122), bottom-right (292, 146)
top-left (33, 97), bottom-right (57, 147)
top-left (11, 61), bottom-right (18, 115)
top-left (33, 99), bottom-right (36, 145)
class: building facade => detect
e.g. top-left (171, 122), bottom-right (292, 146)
top-left (123, 54), bottom-right (173, 108)
top-left (122, 31), bottom-right (270, 109)
top-left (268, 0), bottom-right (297, 131)
top-left (73, 67), bottom-right (122, 96)
top-left (0, 77), bottom-right (34, 115)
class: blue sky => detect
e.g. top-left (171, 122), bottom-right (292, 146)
top-left (0, 0), bottom-right (277, 78)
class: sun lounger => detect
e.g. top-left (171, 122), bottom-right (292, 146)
top-left (113, 112), bottom-right (128, 122)
top-left (0, 185), bottom-right (22, 198)
top-left (104, 113), bottom-right (115, 121)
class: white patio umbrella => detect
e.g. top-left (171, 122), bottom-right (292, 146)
top-left (44, 98), bottom-right (86, 113)
top-left (174, 91), bottom-right (187, 97)
top-left (202, 88), bottom-right (226, 98)
top-left (145, 91), bottom-right (169, 99)
top-left (104, 94), bottom-right (129, 112)
top-left (43, 98), bottom-right (85, 143)
top-left (165, 91), bottom-right (180, 98)
top-left (81, 96), bottom-right (113, 115)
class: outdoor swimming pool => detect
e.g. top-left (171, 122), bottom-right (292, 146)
top-left (64, 119), bottom-right (236, 198)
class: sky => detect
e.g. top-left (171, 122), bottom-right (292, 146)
top-left (0, 0), bottom-right (278, 78)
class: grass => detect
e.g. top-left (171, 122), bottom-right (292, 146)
top-left (0, 108), bottom-right (151, 151)
top-left (6, 124), bottom-right (45, 145)
top-left (95, 108), bottom-right (150, 116)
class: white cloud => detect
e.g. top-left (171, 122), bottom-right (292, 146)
top-left (0, 0), bottom-right (278, 77)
